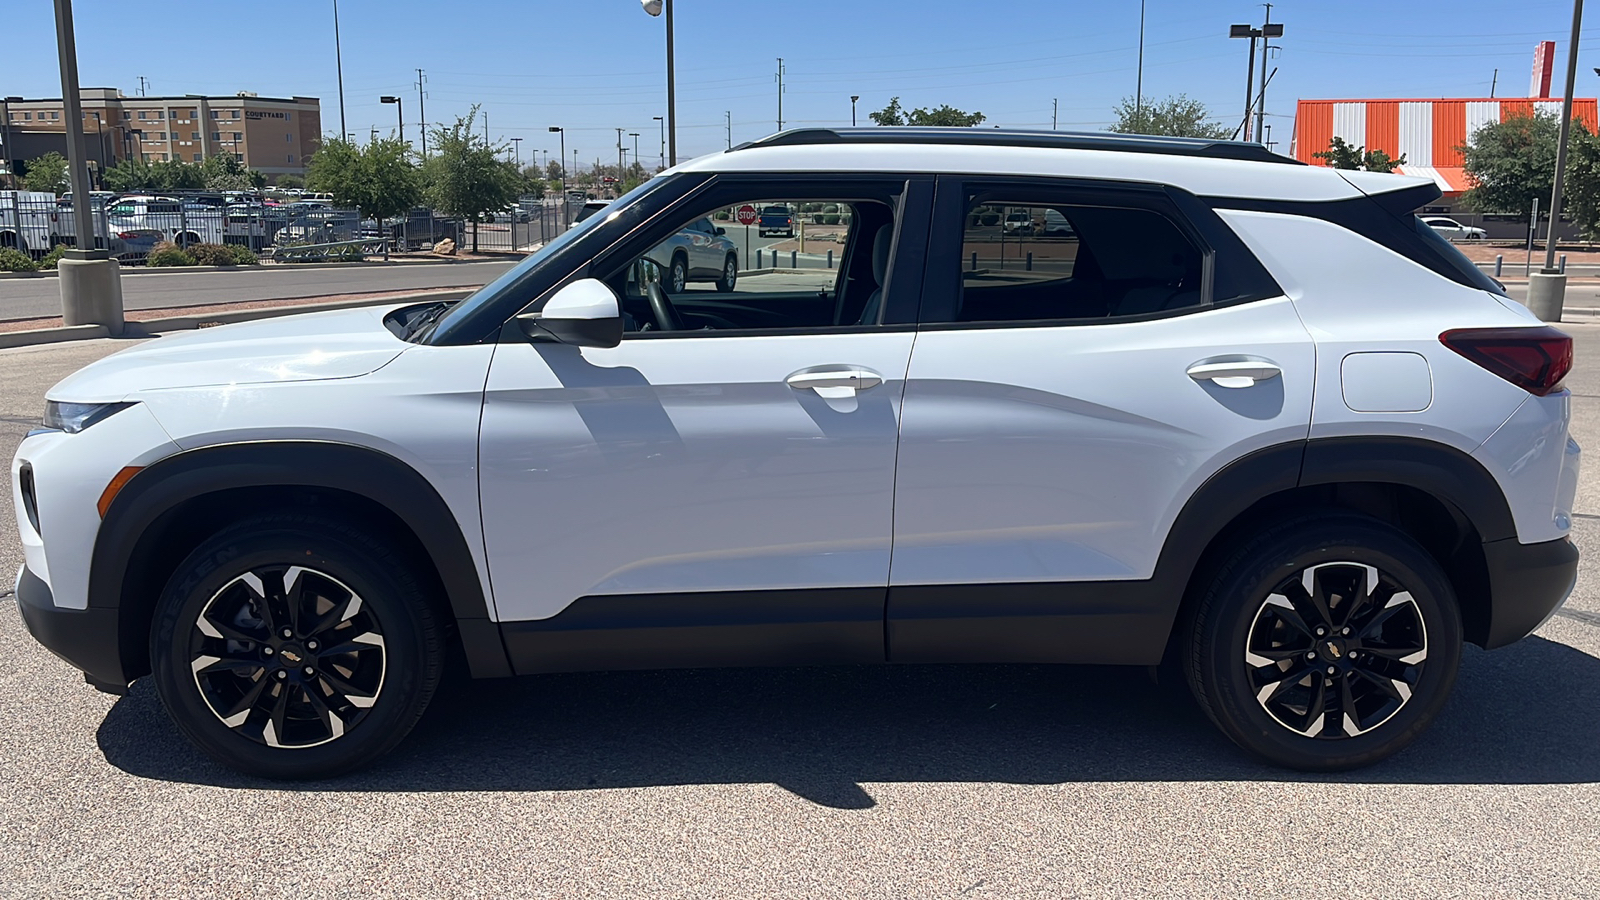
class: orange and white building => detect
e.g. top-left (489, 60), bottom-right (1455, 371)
top-left (1293, 97), bottom-right (1598, 197)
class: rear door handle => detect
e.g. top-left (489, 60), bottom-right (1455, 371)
top-left (786, 367), bottom-right (884, 397)
top-left (1187, 359), bottom-right (1282, 388)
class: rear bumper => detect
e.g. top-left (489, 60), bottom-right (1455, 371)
top-left (13, 565), bottom-right (128, 692)
top-left (1482, 536), bottom-right (1579, 649)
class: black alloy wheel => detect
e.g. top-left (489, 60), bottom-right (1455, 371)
top-left (151, 513), bottom-right (443, 778)
top-left (1183, 514), bottom-right (1462, 771)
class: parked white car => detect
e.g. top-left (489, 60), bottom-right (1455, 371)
top-left (1421, 216), bottom-right (1486, 241)
top-left (105, 195), bottom-right (224, 246)
top-left (12, 128), bottom-right (1578, 778)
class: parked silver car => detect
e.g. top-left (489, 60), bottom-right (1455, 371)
top-left (647, 216), bottom-right (739, 293)
top-left (1421, 216), bottom-right (1486, 241)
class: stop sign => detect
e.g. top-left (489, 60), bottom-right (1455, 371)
top-left (735, 204), bottom-right (759, 225)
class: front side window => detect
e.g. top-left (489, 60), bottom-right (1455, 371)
top-left (610, 197), bottom-right (886, 335)
top-left (952, 200), bottom-right (1204, 323)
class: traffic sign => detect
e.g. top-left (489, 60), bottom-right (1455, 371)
top-left (735, 204), bottom-right (759, 225)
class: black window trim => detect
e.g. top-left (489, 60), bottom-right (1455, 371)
top-left (917, 174), bottom-right (1284, 330)
top-left (565, 172), bottom-right (935, 341)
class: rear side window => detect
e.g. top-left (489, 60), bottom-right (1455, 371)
top-left (956, 202), bottom-right (1205, 323)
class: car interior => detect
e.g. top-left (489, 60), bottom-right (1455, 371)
top-left (611, 200), bottom-right (896, 334)
top-left (957, 203), bottom-right (1205, 322)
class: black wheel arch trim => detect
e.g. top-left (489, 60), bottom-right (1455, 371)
top-left (90, 440), bottom-right (512, 685)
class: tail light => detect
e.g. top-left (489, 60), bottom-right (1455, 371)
top-left (1440, 326), bottom-right (1572, 396)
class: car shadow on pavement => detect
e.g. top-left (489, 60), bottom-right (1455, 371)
top-left (97, 635), bottom-right (1600, 806)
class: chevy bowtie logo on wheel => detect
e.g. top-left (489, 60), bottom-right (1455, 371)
top-left (279, 649), bottom-right (303, 665)
top-left (1325, 642), bottom-right (1343, 659)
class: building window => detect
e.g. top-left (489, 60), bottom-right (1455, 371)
top-left (287, 154), bottom-right (294, 163)
top-left (233, 132), bottom-right (242, 141)
top-left (156, 111), bottom-right (164, 120)
top-left (287, 112), bottom-right (293, 121)
top-left (138, 111), bottom-right (146, 120)
top-left (22, 112), bottom-right (30, 120)
top-left (286, 133), bottom-right (292, 142)
top-left (191, 131), bottom-right (199, 140)
top-left (230, 110), bottom-right (240, 119)
top-left (51, 111), bottom-right (59, 119)
top-left (211, 131), bottom-right (221, 140)
top-left (210, 110), bottom-right (218, 119)
top-left (193, 153), bottom-right (202, 162)
top-left (234, 153), bottom-right (243, 161)
top-left (160, 153), bottom-right (168, 161)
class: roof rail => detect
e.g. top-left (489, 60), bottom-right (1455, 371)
top-left (731, 127), bottom-right (1302, 165)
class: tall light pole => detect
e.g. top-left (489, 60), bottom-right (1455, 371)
top-left (549, 126), bottom-right (566, 224)
top-left (1255, 5), bottom-right (1278, 145)
top-left (642, 0), bottom-right (676, 166)
top-left (511, 136), bottom-right (522, 168)
top-left (1229, 20), bottom-right (1281, 141)
top-left (415, 68), bottom-right (427, 157)
top-left (629, 132), bottom-right (640, 170)
top-left (652, 116), bottom-right (664, 169)
top-left (333, 0), bottom-right (347, 141)
top-left (851, 95), bottom-right (859, 126)
top-left (615, 127), bottom-right (624, 180)
top-left (1135, 0), bottom-right (1146, 119)
top-left (53, 0), bottom-right (122, 333)
top-left (1529, 0), bottom-right (1586, 322)
top-left (380, 95), bottom-right (403, 145)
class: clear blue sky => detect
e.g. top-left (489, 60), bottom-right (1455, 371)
top-left (4, 0), bottom-right (1598, 166)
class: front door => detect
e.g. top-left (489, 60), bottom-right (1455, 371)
top-left (477, 176), bottom-right (931, 672)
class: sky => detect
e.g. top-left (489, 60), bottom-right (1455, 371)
top-left (4, 0), bottom-right (1600, 168)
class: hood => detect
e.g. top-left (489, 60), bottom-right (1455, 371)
top-left (50, 303), bottom-right (413, 403)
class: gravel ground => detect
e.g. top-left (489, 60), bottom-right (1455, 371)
top-left (1, 330), bottom-right (1598, 899)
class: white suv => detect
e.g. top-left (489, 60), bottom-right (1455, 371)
top-left (11, 129), bottom-right (1580, 778)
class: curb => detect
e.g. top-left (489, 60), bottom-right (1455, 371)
top-left (0, 256), bottom-right (511, 280)
top-left (0, 289), bottom-right (471, 351)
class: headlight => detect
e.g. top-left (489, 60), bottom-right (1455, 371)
top-left (42, 400), bottom-right (134, 434)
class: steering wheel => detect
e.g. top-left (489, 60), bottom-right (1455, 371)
top-left (646, 279), bottom-right (685, 331)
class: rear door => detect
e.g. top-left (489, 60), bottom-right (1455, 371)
top-left (887, 176), bottom-right (1315, 663)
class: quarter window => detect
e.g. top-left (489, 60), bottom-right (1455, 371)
top-left (953, 200), bottom-right (1204, 323)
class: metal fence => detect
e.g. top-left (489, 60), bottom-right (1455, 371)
top-left (0, 191), bottom-right (562, 264)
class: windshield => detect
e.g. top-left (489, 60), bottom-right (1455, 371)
top-left (422, 175), bottom-right (676, 343)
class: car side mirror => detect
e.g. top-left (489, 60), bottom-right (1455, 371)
top-left (715, 226), bottom-right (726, 236)
top-left (516, 278), bottom-right (623, 348)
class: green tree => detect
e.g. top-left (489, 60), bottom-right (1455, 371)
top-left (1556, 127), bottom-right (1600, 238)
top-left (149, 158), bottom-right (205, 191)
top-left (518, 164), bottom-right (546, 198)
top-left (1459, 111), bottom-right (1563, 218)
top-left (275, 173), bottom-right (305, 190)
top-left (102, 157), bottom-right (161, 192)
top-left (421, 107), bottom-right (521, 251)
top-left (869, 97), bottom-right (986, 127)
top-left (545, 160), bottom-right (564, 183)
top-left (22, 152), bottom-right (69, 194)
top-left (306, 135), bottom-right (421, 231)
top-left (201, 153), bottom-right (266, 190)
top-left (1108, 95), bottom-right (1231, 139)
top-left (1312, 136), bottom-right (1407, 173)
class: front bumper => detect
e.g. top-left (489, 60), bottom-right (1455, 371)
top-left (1481, 536), bottom-right (1580, 649)
top-left (14, 565), bottom-right (127, 693)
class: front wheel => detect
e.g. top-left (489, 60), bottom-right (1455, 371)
top-left (150, 513), bottom-right (444, 779)
top-left (1182, 514), bottom-right (1462, 771)
top-left (716, 254), bottom-right (737, 292)
top-left (666, 254), bottom-right (688, 294)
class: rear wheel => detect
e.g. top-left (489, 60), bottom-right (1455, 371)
top-left (1183, 514), bottom-right (1462, 771)
top-left (150, 513), bottom-right (444, 779)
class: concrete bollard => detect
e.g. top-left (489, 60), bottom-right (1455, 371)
top-left (971, 252), bottom-right (978, 271)
top-left (756, 249), bottom-right (763, 269)
top-left (791, 250), bottom-right (797, 268)
top-left (827, 249), bottom-right (833, 269)
top-left (1495, 255), bottom-right (1503, 278)
top-left (58, 253), bottom-right (124, 335)
top-left (1560, 254), bottom-right (1567, 274)
top-left (1526, 270), bottom-right (1566, 322)
top-left (1026, 252), bottom-right (1033, 271)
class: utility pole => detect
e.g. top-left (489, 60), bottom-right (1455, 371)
top-left (629, 132), bottom-right (640, 170)
top-left (615, 127), bottom-right (624, 179)
top-left (1052, 98), bottom-right (1058, 130)
top-left (138, 75), bottom-right (148, 97)
top-left (1490, 68), bottom-right (1498, 99)
top-left (725, 110), bottom-right (732, 148)
top-left (484, 111), bottom-right (489, 143)
top-left (55, 0), bottom-right (123, 333)
top-left (511, 135), bottom-right (522, 167)
top-left (1135, 0), bottom-right (1146, 119)
top-left (851, 95), bottom-right (859, 126)
top-left (332, 0), bottom-right (346, 141)
top-left (776, 58), bottom-right (786, 131)
top-left (1529, 0), bottom-right (1586, 322)
top-left (653, 115), bottom-right (664, 169)
top-left (1256, 4), bottom-right (1275, 144)
top-left (415, 68), bottom-right (428, 156)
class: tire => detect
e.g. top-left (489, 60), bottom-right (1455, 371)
top-left (715, 254), bottom-right (737, 292)
top-left (667, 253), bottom-right (688, 294)
top-left (1182, 513), bottom-right (1462, 771)
top-left (150, 513), bottom-right (444, 779)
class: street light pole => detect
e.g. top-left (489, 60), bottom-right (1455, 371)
top-left (642, 0), bottom-right (676, 165)
top-left (629, 132), bottom-right (640, 171)
top-left (380, 95), bottom-right (403, 145)
top-left (1256, 4), bottom-right (1275, 144)
top-left (1135, 0), bottom-right (1146, 119)
top-left (616, 127), bottom-right (624, 180)
top-left (851, 95), bottom-right (859, 126)
top-left (52, 0), bottom-right (122, 333)
top-left (549, 126), bottom-right (566, 225)
top-left (333, 0), bottom-right (347, 141)
top-left (1529, 0), bottom-right (1586, 322)
top-left (652, 115), bottom-right (664, 170)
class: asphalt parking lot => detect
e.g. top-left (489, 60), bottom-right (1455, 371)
top-left (2, 330), bottom-right (1599, 898)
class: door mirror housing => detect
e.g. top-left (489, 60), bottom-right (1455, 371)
top-left (715, 226), bottom-right (726, 236)
top-left (517, 278), bottom-right (623, 348)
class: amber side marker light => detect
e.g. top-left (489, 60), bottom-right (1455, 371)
top-left (97, 466), bottom-right (143, 518)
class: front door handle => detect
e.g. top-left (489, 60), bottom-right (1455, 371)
top-left (1187, 359), bottom-right (1283, 389)
top-left (786, 367), bottom-right (884, 397)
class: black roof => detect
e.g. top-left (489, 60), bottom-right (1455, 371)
top-left (733, 127), bottom-right (1301, 165)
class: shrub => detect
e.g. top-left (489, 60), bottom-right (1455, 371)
top-left (0, 247), bottom-right (37, 272)
top-left (188, 242), bottom-right (258, 266)
top-left (334, 245), bottom-right (365, 262)
top-left (146, 241), bottom-right (196, 267)
top-left (38, 244), bottom-right (68, 270)
top-left (712, 209), bottom-right (731, 220)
